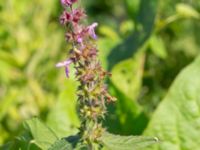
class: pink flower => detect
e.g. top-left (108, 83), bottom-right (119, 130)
top-left (72, 9), bottom-right (86, 23)
top-left (60, 9), bottom-right (85, 25)
top-left (71, 23), bottom-right (99, 43)
top-left (60, 11), bottom-right (72, 25)
top-left (87, 23), bottom-right (98, 39)
top-left (56, 59), bottom-right (72, 78)
top-left (60, 0), bottom-right (78, 6)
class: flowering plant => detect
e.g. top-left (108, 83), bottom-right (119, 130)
top-left (53, 0), bottom-right (158, 149)
top-left (56, 0), bottom-right (116, 147)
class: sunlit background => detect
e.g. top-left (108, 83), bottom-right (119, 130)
top-left (0, 0), bottom-right (200, 147)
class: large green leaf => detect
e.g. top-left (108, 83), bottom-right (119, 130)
top-left (48, 139), bottom-right (73, 150)
top-left (24, 118), bottom-right (58, 150)
top-left (100, 132), bottom-right (158, 150)
top-left (48, 138), bottom-right (88, 150)
top-left (143, 55), bottom-right (200, 150)
top-left (47, 79), bottom-right (79, 138)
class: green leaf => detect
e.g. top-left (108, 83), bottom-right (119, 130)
top-left (74, 144), bottom-right (88, 150)
top-left (100, 132), bottom-right (158, 150)
top-left (119, 20), bottom-right (135, 36)
top-left (124, 0), bottom-right (140, 20)
top-left (98, 38), bottom-right (120, 69)
top-left (48, 139), bottom-right (73, 150)
top-left (48, 136), bottom-right (88, 150)
top-left (111, 52), bottom-right (145, 100)
top-left (98, 26), bottom-right (120, 42)
top-left (0, 132), bottom-right (41, 150)
top-left (149, 35), bottom-right (167, 59)
top-left (143, 55), bottom-right (200, 150)
top-left (176, 3), bottom-right (200, 19)
top-left (105, 52), bottom-right (146, 134)
top-left (0, 90), bottom-right (18, 121)
top-left (24, 118), bottom-right (58, 150)
top-left (107, 0), bottom-right (158, 69)
top-left (105, 83), bottom-right (149, 135)
top-left (47, 79), bottom-right (79, 138)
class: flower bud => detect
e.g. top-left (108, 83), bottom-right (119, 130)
top-left (60, 0), bottom-right (78, 6)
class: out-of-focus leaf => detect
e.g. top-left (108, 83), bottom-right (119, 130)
top-left (108, 0), bottom-right (158, 69)
top-left (98, 37), bottom-right (120, 69)
top-left (124, 0), bottom-right (140, 20)
top-left (98, 26), bottom-right (120, 41)
top-left (0, 51), bottom-right (19, 67)
top-left (111, 52), bottom-right (145, 100)
top-left (105, 51), bottom-right (146, 135)
top-left (100, 132), bottom-right (158, 150)
top-left (120, 20), bottom-right (135, 36)
top-left (47, 80), bottom-right (79, 138)
top-left (176, 3), bottom-right (200, 19)
top-left (0, 60), bottom-right (20, 83)
top-left (0, 90), bottom-right (17, 120)
top-left (149, 35), bottom-right (167, 59)
top-left (143, 55), bottom-right (200, 150)
top-left (98, 26), bottom-right (121, 69)
top-left (105, 81), bottom-right (150, 135)
top-left (24, 118), bottom-right (58, 150)
top-left (28, 79), bottom-right (46, 109)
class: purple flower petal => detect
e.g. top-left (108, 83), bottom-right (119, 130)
top-left (87, 22), bottom-right (98, 39)
top-left (60, 0), bottom-right (78, 6)
top-left (56, 59), bottom-right (72, 67)
top-left (56, 59), bottom-right (72, 78)
top-left (77, 36), bottom-right (83, 43)
top-left (65, 66), bottom-right (70, 78)
top-left (60, 0), bottom-right (65, 5)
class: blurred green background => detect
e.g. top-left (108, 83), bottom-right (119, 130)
top-left (1, 0), bottom-right (200, 149)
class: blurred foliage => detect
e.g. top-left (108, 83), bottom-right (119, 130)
top-left (0, 0), bottom-right (200, 149)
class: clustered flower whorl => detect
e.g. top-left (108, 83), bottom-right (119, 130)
top-left (56, 0), bottom-right (116, 145)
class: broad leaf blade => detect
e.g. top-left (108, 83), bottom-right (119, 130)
top-left (48, 137), bottom-right (87, 150)
top-left (100, 132), bottom-right (158, 150)
top-left (24, 118), bottom-right (58, 150)
top-left (47, 79), bottom-right (79, 138)
top-left (48, 139), bottom-right (73, 150)
top-left (143, 55), bottom-right (200, 150)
